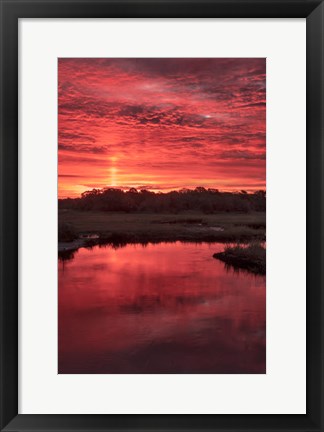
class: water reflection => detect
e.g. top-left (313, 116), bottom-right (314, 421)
top-left (59, 242), bottom-right (265, 374)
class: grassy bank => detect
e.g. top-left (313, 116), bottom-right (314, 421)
top-left (213, 243), bottom-right (266, 275)
top-left (58, 210), bottom-right (265, 256)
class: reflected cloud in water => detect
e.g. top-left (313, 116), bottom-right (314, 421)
top-left (59, 242), bottom-right (265, 373)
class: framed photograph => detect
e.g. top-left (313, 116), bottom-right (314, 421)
top-left (0, 0), bottom-right (323, 431)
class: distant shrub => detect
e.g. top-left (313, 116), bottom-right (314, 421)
top-left (58, 187), bottom-right (266, 214)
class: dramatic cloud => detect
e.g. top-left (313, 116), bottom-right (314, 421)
top-left (58, 58), bottom-right (266, 198)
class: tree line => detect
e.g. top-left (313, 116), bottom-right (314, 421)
top-left (59, 187), bottom-right (266, 213)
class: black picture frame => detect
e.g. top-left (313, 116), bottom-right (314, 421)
top-left (1, 1), bottom-right (323, 431)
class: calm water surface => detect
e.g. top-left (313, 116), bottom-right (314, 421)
top-left (59, 242), bottom-right (265, 374)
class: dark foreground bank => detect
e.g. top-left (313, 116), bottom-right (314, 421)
top-left (213, 243), bottom-right (266, 275)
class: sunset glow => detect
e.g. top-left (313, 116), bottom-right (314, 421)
top-left (58, 58), bottom-right (266, 198)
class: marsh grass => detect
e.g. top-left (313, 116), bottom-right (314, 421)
top-left (58, 210), bottom-right (265, 242)
top-left (58, 222), bottom-right (78, 242)
top-left (214, 243), bottom-right (266, 275)
top-left (58, 210), bottom-right (266, 260)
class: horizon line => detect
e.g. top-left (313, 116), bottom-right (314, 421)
top-left (59, 185), bottom-right (266, 200)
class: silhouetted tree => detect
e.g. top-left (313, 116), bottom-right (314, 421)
top-left (58, 187), bottom-right (266, 214)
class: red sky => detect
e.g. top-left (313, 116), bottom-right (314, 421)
top-left (58, 58), bottom-right (266, 198)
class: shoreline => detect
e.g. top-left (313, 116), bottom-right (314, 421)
top-left (213, 244), bottom-right (266, 275)
top-left (58, 232), bottom-right (265, 260)
top-left (58, 210), bottom-right (266, 260)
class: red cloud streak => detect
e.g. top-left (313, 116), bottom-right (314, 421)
top-left (58, 58), bottom-right (266, 198)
